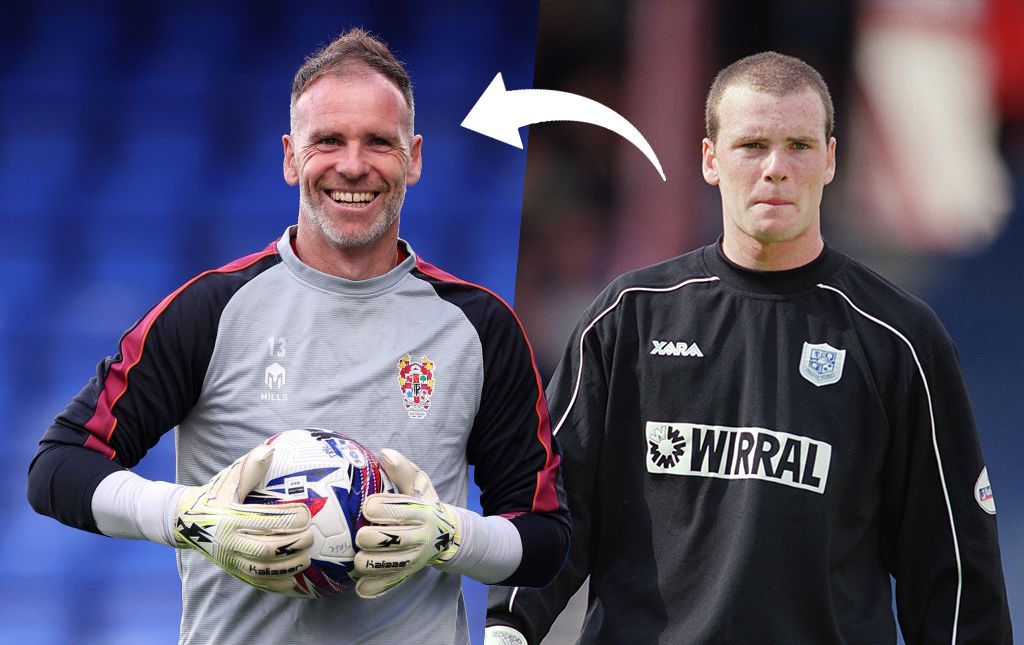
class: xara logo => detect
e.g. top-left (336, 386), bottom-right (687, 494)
top-left (650, 340), bottom-right (703, 357)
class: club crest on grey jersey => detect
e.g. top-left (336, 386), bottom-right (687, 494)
top-left (645, 421), bottom-right (832, 494)
top-left (799, 341), bottom-right (846, 387)
top-left (398, 354), bottom-right (435, 419)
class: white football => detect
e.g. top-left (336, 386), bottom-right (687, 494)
top-left (244, 429), bottom-right (394, 598)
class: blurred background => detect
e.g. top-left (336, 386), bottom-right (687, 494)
top-left (519, 0), bottom-right (1023, 641)
top-left (0, 1), bottom-right (538, 643)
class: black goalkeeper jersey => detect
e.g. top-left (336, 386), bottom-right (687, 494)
top-left (488, 241), bottom-right (1011, 644)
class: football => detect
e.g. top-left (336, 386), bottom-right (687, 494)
top-left (244, 429), bottom-right (393, 598)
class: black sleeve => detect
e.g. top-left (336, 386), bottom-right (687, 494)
top-left (458, 290), bottom-right (570, 589)
top-left (27, 443), bottom-right (126, 533)
top-left (488, 300), bottom-right (609, 642)
top-left (26, 251), bottom-right (279, 533)
top-left (881, 340), bottom-right (1012, 643)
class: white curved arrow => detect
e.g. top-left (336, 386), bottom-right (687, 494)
top-left (461, 72), bottom-right (666, 181)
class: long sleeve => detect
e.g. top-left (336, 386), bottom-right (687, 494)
top-left (465, 291), bottom-right (571, 589)
top-left (882, 340), bottom-right (1012, 643)
top-left (487, 302), bottom-right (609, 642)
top-left (416, 258), bottom-right (572, 589)
top-left (27, 246), bottom-right (280, 533)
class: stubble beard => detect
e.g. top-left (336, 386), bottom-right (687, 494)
top-left (301, 182), bottom-right (406, 250)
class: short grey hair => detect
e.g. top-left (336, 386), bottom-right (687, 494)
top-left (289, 27), bottom-right (414, 135)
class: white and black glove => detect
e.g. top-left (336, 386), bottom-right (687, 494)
top-left (353, 448), bottom-right (462, 599)
top-left (173, 444), bottom-right (313, 595)
top-left (484, 625), bottom-right (529, 644)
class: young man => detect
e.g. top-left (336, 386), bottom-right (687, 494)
top-left (486, 52), bottom-right (1011, 644)
top-left (28, 29), bottom-right (569, 644)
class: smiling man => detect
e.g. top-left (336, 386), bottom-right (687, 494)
top-left (284, 60), bottom-right (422, 278)
top-left (28, 29), bottom-right (569, 644)
top-left (486, 52), bottom-right (1011, 644)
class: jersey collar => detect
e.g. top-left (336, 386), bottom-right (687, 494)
top-left (276, 225), bottom-right (418, 295)
top-left (702, 237), bottom-right (846, 296)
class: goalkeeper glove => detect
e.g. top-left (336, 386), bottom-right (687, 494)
top-left (353, 448), bottom-right (462, 598)
top-left (173, 443), bottom-right (313, 595)
top-left (484, 625), bottom-right (529, 645)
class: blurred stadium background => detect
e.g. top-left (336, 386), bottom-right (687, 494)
top-left (0, 1), bottom-right (537, 643)
top-left (4, 1), bottom-right (1022, 643)
top-left (519, 1), bottom-right (1023, 642)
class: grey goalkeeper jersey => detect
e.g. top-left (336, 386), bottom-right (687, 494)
top-left (29, 226), bottom-right (570, 644)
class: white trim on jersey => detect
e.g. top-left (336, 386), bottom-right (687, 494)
top-left (511, 277), bottom-right (720, 616)
top-left (817, 283), bottom-right (963, 643)
top-left (508, 585), bottom-right (518, 614)
top-left (552, 277), bottom-right (721, 437)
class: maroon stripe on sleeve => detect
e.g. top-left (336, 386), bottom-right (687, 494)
top-left (81, 243), bottom-right (278, 460)
top-left (83, 433), bottom-right (115, 460)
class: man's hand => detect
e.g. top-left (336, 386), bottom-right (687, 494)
top-left (173, 444), bottom-right (313, 595)
top-left (353, 448), bottom-right (462, 599)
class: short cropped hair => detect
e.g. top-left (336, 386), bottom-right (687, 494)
top-left (290, 28), bottom-right (414, 134)
top-left (705, 51), bottom-right (833, 142)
